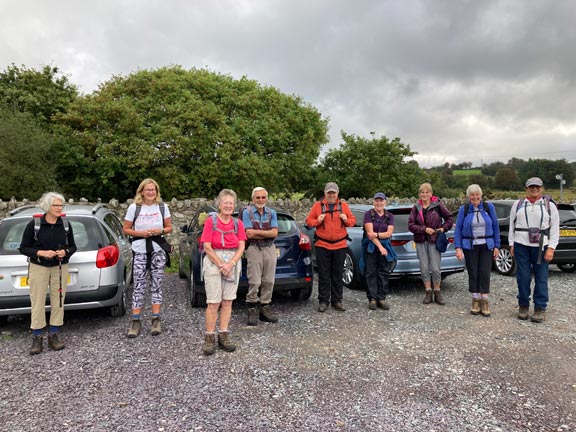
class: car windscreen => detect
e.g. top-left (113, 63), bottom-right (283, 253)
top-left (0, 216), bottom-right (107, 255)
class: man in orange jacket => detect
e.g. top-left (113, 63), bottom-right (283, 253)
top-left (306, 182), bottom-right (356, 312)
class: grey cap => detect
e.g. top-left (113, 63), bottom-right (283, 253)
top-left (373, 192), bottom-right (387, 200)
top-left (525, 177), bottom-right (543, 187)
top-left (324, 182), bottom-right (339, 193)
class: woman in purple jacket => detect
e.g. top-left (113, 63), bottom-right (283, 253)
top-left (408, 183), bottom-right (454, 305)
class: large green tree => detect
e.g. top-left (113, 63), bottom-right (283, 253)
top-left (517, 158), bottom-right (575, 189)
top-left (316, 132), bottom-right (423, 198)
top-left (55, 66), bottom-right (328, 200)
top-left (0, 107), bottom-right (57, 199)
top-left (0, 64), bottom-right (77, 124)
top-left (494, 166), bottom-right (522, 190)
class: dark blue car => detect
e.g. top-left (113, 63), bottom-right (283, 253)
top-left (179, 206), bottom-right (314, 307)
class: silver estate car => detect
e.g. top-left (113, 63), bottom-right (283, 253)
top-left (0, 204), bottom-right (133, 319)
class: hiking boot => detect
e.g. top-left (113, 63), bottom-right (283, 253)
top-left (47, 333), bottom-right (65, 351)
top-left (29, 336), bottom-right (43, 355)
top-left (150, 317), bottom-right (162, 336)
top-left (318, 303), bottom-right (328, 313)
top-left (218, 332), bottom-right (236, 352)
top-left (247, 304), bottom-right (259, 326)
top-left (368, 300), bottom-right (377, 310)
top-left (259, 304), bottom-right (278, 323)
top-left (332, 303), bottom-right (346, 312)
top-left (377, 300), bottom-right (390, 310)
top-left (470, 299), bottom-right (481, 315)
top-left (127, 320), bottom-right (141, 338)
top-left (480, 299), bottom-right (491, 317)
top-left (203, 333), bottom-right (216, 356)
top-left (433, 291), bottom-right (445, 306)
top-left (531, 308), bottom-right (546, 323)
top-left (423, 290), bottom-right (433, 304)
top-left (517, 305), bottom-right (529, 320)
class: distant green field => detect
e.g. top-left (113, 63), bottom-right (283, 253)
top-left (453, 169), bottom-right (482, 176)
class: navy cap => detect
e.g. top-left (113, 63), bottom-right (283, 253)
top-left (373, 192), bottom-right (387, 200)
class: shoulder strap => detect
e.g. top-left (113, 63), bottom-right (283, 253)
top-left (33, 215), bottom-right (41, 241)
top-left (133, 205), bottom-right (142, 223)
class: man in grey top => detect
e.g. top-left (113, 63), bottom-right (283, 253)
top-left (242, 187), bottom-right (279, 326)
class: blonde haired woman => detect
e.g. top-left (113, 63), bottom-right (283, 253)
top-left (408, 183), bottom-right (453, 305)
top-left (123, 179), bottom-right (172, 337)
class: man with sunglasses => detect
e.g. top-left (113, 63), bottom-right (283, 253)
top-left (242, 187), bottom-right (279, 326)
top-left (509, 177), bottom-right (560, 323)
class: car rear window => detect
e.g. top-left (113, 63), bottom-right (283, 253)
top-left (277, 214), bottom-right (298, 235)
top-left (0, 216), bottom-right (107, 255)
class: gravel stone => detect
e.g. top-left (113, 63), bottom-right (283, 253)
top-left (1, 268), bottom-right (575, 431)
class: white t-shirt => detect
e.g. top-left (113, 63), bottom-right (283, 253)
top-left (125, 203), bottom-right (171, 253)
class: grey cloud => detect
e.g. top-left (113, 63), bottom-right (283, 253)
top-left (1, 0), bottom-right (576, 166)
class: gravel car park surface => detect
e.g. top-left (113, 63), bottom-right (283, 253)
top-left (1, 268), bottom-right (575, 432)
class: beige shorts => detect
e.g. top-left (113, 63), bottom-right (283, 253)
top-left (203, 250), bottom-right (241, 304)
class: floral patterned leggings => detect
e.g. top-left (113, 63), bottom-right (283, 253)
top-left (131, 250), bottom-right (167, 309)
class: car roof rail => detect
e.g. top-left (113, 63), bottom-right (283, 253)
top-left (91, 203), bottom-right (109, 215)
top-left (9, 205), bottom-right (38, 216)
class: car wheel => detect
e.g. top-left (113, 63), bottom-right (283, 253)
top-left (495, 247), bottom-right (517, 276)
top-left (343, 248), bottom-right (364, 290)
top-left (109, 281), bottom-right (127, 317)
top-left (557, 263), bottom-right (576, 273)
top-left (290, 285), bottom-right (312, 300)
top-left (178, 253), bottom-right (187, 279)
top-left (190, 272), bottom-right (207, 308)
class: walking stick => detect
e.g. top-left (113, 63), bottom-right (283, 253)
top-left (58, 256), bottom-right (63, 308)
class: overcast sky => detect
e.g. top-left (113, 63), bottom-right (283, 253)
top-left (2, 0), bottom-right (575, 167)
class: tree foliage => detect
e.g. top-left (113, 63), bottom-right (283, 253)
top-left (0, 107), bottom-right (57, 199)
top-left (0, 64), bottom-right (77, 124)
top-left (494, 166), bottom-right (522, 190)
top-left (315, 132), bottom-right (423, 198)
top-left (55, 66), bottom-right (328, 200)
top-left (517, 158), bottom-right (575, 189)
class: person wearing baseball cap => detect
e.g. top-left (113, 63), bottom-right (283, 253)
top-left (363, 192), bottom-right (395, 311)
top-left (509, 176), bottom-right (560, 323)
top-left (305, 182), bottom-right (356, 312)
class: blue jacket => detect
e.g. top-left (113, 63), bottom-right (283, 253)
top-left (454, 202), bottom-right (501, 251)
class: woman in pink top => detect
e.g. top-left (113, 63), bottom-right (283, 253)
top-left (200, 189), bottom-right (246, 355)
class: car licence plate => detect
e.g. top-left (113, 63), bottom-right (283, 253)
top-left (560, 229), bottom-right (576, 237)
top-left (20, 275), bottom-right (71, 287)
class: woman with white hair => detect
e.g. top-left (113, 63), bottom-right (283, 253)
top-left (20, 192), bottom-right (77, 355)
top-left (453, 184), bottom-right (500, 316)
top-left (200, 189), bottom-right (246, 355)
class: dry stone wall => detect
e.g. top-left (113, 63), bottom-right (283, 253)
top-left (0, 196), bottom-right (465, 253)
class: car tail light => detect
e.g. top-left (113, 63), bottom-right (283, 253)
top-left (448, 237), bottom-right (454, 243)
top-left (299, 233), bottom-right (312, 250)
top-left (391, 240), bottom-right (410, 247)
top-left (96, 244), bottom-right (120, 268)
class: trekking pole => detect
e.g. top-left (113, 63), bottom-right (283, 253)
top-left (58, 256), bottom-right (63, 308)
